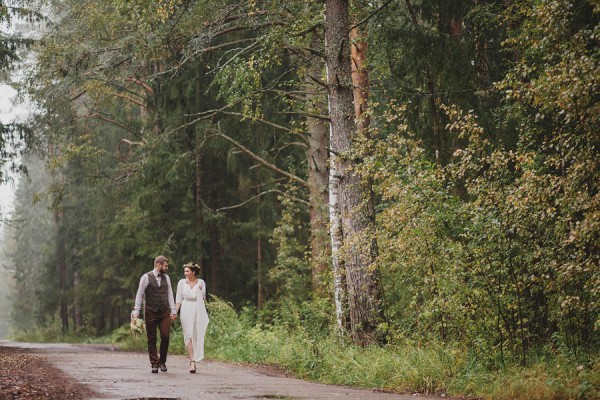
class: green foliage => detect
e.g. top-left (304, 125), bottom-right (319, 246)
top-left (197, 298), bottom-right (600, 399)
top-left (7, 0), bottom-right (305, 337)
top-left (213, 55), bottom-right (265, 119)
top-left (10, 313), bottom-right (113, 345)
top-left (362, 0), bottom-right (599, 368)
top-left (268, 183), bottom-right (311, 302)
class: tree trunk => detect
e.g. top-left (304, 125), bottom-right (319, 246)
top-left (56, 212), bottom-right (68, 334)
top-left (325, 0), bottom-right (383, 344)
top-left (304, 34), bottom-right (330, 296)
top-left (405, 0), bottom-right (443, 164)
top-left (73, 271), bottom-right (81, 332)
top-left (208, 222), bottom-right (220, 296)
top-left (257, 194), bottom-right (264, 309)
top-left (50, 141), bottom-right (69, 334)
top-left (350, 25), bottom-right (369, 128)
top-left (425, 71), bottom-right (443, 163)
top-left (329, 157), bottom-right (347, 333)
top-left (194, 70), bottom-right (204, 271)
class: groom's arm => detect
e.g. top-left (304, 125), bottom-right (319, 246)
top-left (132, 274), bottom-right (148, 318)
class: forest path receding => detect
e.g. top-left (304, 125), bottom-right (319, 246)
top-left (0, 340), bottom-right (451, 400)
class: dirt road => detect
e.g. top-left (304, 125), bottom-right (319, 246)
top-left (1, 340), bottom-right (446, 400)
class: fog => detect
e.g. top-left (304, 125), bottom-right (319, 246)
top-left (0, 15), bottom-right (38, 339)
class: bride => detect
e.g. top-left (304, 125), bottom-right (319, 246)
top-left (175, 262), bottom-right (209, 373)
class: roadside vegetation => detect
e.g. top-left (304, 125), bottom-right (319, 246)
top-left (13, 297), bottom-right (598, 400)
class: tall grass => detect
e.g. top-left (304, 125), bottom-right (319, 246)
top-left (10, 315), bottom-right (111, 345)
top-left (14, 301), bottom-right (597, 399)
top-left (200, 298), bottom-right (599, 400)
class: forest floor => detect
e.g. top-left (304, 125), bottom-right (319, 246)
top-left (0, 345), bottom-right (97, 399)
top-left (0, 340), bottom-right (450, 400)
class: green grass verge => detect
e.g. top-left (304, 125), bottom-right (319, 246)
top-left (11, 299), bottom-right (598, 400)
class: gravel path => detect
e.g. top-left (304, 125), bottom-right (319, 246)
top-left (1, 340), bottom-right (447, 400)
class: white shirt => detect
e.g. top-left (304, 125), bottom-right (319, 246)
top-left (132, 270), bottom-right (177, 317)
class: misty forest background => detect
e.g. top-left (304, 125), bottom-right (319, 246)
top-left (0, 0), bottom-right (598, 399)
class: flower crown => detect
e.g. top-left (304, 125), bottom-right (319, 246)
top-left (183, 262), bottom-right (201, 271)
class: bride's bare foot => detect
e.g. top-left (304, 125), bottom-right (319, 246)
top-left (189, 361), bottom-right (196, 373)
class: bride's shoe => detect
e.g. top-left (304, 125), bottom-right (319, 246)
top-left (189, 361), bottom-right (196, 373)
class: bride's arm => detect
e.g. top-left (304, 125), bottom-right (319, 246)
top-left (175, 279), bottom-right (183, 312)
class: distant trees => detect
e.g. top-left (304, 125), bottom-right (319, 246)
top-left (0, 0), bottom-right (38, 189)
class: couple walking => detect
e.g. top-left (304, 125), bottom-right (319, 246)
top-left (131, 255), bottom-right (209, 373)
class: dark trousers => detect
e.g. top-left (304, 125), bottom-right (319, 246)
top-left (144, 308), bottom-right (171, 366)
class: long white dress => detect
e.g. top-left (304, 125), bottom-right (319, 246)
top-left (176, 279), bottom-right (209, 362)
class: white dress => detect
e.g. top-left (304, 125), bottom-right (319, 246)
top-left (176, 279), bottom-right (209, 362)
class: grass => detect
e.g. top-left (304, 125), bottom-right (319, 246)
top-left (10, 300), bottom-right (599, 400)
top-left (10, 324), bottom-right (112, 345)
top-left (198, 299), bottom-right (599, 400)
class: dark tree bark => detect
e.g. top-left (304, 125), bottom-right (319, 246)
top-left (257, 194), bottom-right (264, 309)
top-left (325, 0), bottom-right (383, 344)
top-left (50, 141), bottom-right (69, 334)
top-left (405, 0), bottom-right (444, 164)
top-left (208, 221), bottom-right (221, 297)
top-left (73, 271), bottom-right (81, 332)
top-left (56, 214), bottom-right (68, 334)
top-left (194, 69), bottom-right (205, 273)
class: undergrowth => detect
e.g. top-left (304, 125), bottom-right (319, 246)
top-left (12, 298), bottom-right (598, 400)
top-left (199, 298), bottom-right (599, 400)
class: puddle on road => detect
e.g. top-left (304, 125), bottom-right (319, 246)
top-left (122, 395), bottom-right (295, 400)
top-left (123, 398), bottom-right (181, 400)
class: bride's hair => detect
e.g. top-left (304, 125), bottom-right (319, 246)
top-left (183, 262), bottom-right (201, 275)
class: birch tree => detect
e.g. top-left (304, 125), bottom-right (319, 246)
top-left (325, 0), bottom-right (383, 344)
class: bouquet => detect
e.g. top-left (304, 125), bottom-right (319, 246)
top-left (130, 312), bottom-right (145, 337)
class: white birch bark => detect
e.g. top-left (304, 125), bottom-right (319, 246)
top-left (328, 148), bottom-right (346, 333)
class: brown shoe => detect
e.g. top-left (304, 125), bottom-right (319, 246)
top-left (151, 364), bottom-right (159, 373)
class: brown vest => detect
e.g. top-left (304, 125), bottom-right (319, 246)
top-left (144, 272), bottom-right (171, 313)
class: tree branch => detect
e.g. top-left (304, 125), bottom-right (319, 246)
top-left (218, 111), bottom-right (299, 134)
top-left (279, 111), bottom-right (330, 121)
top-left (216, 189), bottom-right (308, 212)
top-left (307, 73), bottom-right (329, 89)
top-left (350, 0), bottom-right (398, 30)
top-left (111, 92), bottom-right (146, 109)
top-left (125, 77), bottom-right (154, 96)
top-left (215, 129), bottom-right (308, 188)
top-left (79, 112), bottom-right (136, 135)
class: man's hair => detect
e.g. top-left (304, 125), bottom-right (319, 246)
top-left (154, 255), bottom-right (168, 266)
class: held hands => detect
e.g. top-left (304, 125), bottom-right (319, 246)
top-left (132, 310), bottom-right (175, 321)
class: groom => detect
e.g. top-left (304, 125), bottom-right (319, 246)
top-left (132, 255), bottom-right (177, 373)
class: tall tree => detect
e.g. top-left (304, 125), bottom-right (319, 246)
top-left (325, 0), bottom-right (383, 344)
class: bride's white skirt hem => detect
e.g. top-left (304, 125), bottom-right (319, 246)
top-left (180, 294), bottom-right (209, 365)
